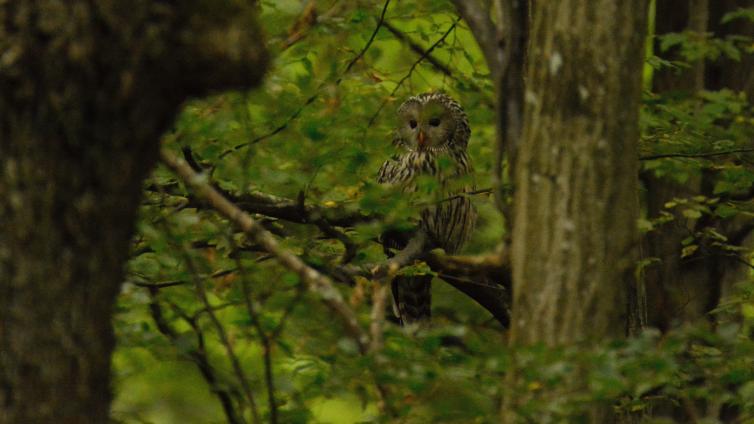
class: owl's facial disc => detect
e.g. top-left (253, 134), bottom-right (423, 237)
top-left (399, 101), bottom-right (454, 152)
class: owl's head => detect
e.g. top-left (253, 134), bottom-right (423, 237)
top-left (395, 92), bottom-right (469, 152)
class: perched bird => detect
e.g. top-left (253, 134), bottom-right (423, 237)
top-left (377, 92), bottom-right (476, 325)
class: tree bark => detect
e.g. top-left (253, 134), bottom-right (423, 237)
top-left (511, 0), bottom-right (648, 345)
top-left (0, 1), bottom-right (267, 422)
top-left (503, 2), bottom-right (648, 420)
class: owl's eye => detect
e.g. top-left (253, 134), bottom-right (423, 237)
top-left (429, 117), bottom-right (441, 127)
top-left (409, 119), bottom-right (417, 129)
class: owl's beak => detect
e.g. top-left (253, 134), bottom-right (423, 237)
top-left (417, 130), bottom-right (426, 150)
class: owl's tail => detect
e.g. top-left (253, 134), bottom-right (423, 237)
top-left (391, 274), bottom-right (432, 326)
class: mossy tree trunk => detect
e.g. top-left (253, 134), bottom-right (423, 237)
top-left (504, 2), bottom-right (648, 419)
top-left (0, 1), bottom-right (267, 422)
top-left (510, 0), bottom-right (648, 346)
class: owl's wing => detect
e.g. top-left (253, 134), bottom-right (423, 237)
top-left (377, 155), bottom-right (401, 184)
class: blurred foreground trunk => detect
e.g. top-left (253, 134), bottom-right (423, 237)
top-left (0, 1), bottom-right (267, 422)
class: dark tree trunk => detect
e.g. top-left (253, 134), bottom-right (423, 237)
top-left (0, 2), bottom-right (267, 422)
top-left (646, 0), bottom-right (754, 331)
top-left (707, 0), bottom-right (754, 97)
top-left (645, 0), bottom-right (708, 330)
top-left (653, 0), bottom-right (709, 92)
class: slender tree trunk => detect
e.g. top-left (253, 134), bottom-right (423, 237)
top-left (646, 0), bottom-right (711, 330)
top-left (707, 0), bottom-right (754, 98)
top-left (0, 2), bottom-right (267, 422)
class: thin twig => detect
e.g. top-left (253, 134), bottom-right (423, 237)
top-left (147, 289), bottom-right (245, 424)
top-left (269, 288), bottom-right (305, 340)
top-left (367, 18), bottom-right (461, 127)
top-left (167, 224), bottom-right (262, 424)
top-left (383, 20), bottom-right (458, 81)
top-left (640, 148), bottom-right (754, 161)
top-left (369, 282), bottom-right (390, 353)
top-left (341, 0), bottom-right (392, 76)
top-left (221, 0), bottom-right (392, 157)
top-left (382, 20), bottom-right (491, 104)
top-left (418, 187), bottom-right (494, 207)
top-left (131, 280), bottom-right (186, 289)
top-left (229, 236), bottom-right (279, 424)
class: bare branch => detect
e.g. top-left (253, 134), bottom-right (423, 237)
top-left (221, 0), bottom-right (393, 157)
top-left (382, 20), bottom-right (490, 100)
top-left (425, 247), bottom-right (511, 327)
top-left (147, 289), bottom-right (244, 424)
top-left (160, 148), bottom-right (369, 352)
top-left (162, 221), bottom-right (262, 424)
top-left (198, 188), bottom-right (373, 228)
top-left (371, 231), bottom-right (429, 279)
top-left (640, 148), bottom-right (754, 161)
top-left (369, 283), bottom-right (390, 353)
top-left (425, 248), bottom-right (509, 276)
top-left (368, 18), bottom-right (461, 127)
top-left (336, 233), bottom-right (512, 327)
top-left (230, 236), bottom-right (279, 424)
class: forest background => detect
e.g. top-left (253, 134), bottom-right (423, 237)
top-left (2, 0), bottom-right (754, 423)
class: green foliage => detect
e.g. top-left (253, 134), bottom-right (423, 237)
top-left (113, 1), bottom-right (754, 423)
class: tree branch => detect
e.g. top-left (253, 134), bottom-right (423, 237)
top-left (161, 219), bottom-right (262, 424)
top-left (336, 231), bottom-right (512, 327)
top-left (425, 247), bottom-right (511, 327)
top-left (160, 148), bottom-right (369, 352)
top-left (147, 288), bottom-right (244, 424)
top-left (640, 148), bottom-right (754, 161)
top-left (230, 236), bottom-right (279, 424)
top-left (372, 231), bottom-right (429, 279)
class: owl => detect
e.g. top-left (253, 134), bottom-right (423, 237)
top-left (377, 92), bottom-right (476, 325)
